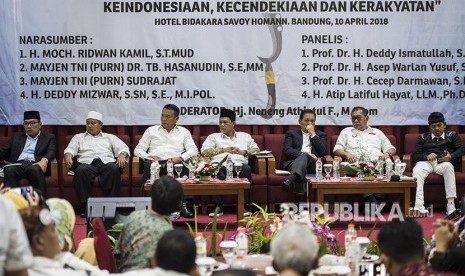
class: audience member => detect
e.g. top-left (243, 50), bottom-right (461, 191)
top-left (19, 206), bottom-right (109, 276)
top-left (134, 104), bottom-right (198, 218)
top-left (333, 106), bottom-right (396, 204)
top-left (378, 218), bottom-right (455, 276)
top-left (46, 198), bottom-right (76, 252)
top-left (281, 109), bottom-right (327, 194)
top-left (64, 111), bottom-right (130, 212)
top-left (0, 194), bottom-right (33, 276)
top-left (115, 176), bottom-right (183, 272)
top-left (0, 111), bottom-right (56, 197)
top-left (429, 218), bottom-right (465, 275)
top-left (270, 223), bottom-right (318, 276)
top-left (411, 112), bottom-right (465, 217)
top-left (201, 108), bottom-right (259, 216)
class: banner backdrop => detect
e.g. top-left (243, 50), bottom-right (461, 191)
top-left (1, 0), bottom-right (464, 125)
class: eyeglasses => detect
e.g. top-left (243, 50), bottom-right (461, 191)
top-left (23, 121), bottom-right (39, 126)
top-left (351, 116), bottom-right (365, 121)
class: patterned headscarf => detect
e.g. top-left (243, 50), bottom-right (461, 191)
top-left (46, 198), bottom-right (76, 251)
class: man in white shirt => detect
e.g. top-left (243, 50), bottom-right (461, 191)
top-left (64, 111), bottom-right (130, 209)
top-left (134, 104), bottom-right (198, 218)
top-left (0, 194), bottom-right (33, 276)
top-left (201, 108), bottom-right (259, 216)
top-left (333, 106), bottom-right (396, 204)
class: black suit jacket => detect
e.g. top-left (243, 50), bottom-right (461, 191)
top-left (283, 129), bottom-right (327, 169)
top-left (0, 132), bottom-right (56, 163)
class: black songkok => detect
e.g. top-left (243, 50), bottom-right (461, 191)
top-left (219, 108), bottom-right (236, 122)
top-left (24, 111), bottom-right (40, 121)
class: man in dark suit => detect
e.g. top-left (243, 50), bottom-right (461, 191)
top-left (0, 111), bottom-right (56, 196)
top-left (281, 109), bottom-right (327, 193)
top-left (412, 112), bottom-right (465, 217)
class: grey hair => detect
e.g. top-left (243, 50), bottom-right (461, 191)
top-left (270, 223), bottom-right (319, 275)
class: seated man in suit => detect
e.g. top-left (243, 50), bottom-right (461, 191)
top-left (281, 109), bottom-right (327, 194)
top-left (201, 108), bottom-right (259, 217)
top-left (333, 106), bottom-right (396, 204)
top-left (412, 112), bottom-right (465, 217)
top-left (134, 104), bottom-right (199, 218)
top-left (0, 111), bottom-right (56, 197)
top-left (64, 111), bottom-right (130, 209)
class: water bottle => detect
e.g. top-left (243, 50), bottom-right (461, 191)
top-left (333, 159), bottom-right (340, 181)
top-left (226, 156), bottom-right (234, 180)
top-left (344, 223), bottom-right (356, 253)
top-left (235, 227), bottom-right (248, 268)
top-left (377, 155), bottom-right (384, 177)
top-left (195, 232), bottom-right (207, 259)
top-left (385, 158), bottom-right (393, 180)
top-left (167, 158), bottom-right (174, 177)
top-left (150, 160), bottom-right (160, 184)
top-left (346, 236), bottom-right (360, 276)
top-left (316, 158), bottom-right (323, 181)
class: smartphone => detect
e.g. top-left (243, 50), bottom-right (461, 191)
top-left (11, 186), bottom-right (33, 199)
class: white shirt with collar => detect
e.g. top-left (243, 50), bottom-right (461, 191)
top-left (333, 126), bottom-right (395, 161)
top-left (28, 255), bottom-right (111, 276)
top-left (64, 132), bottom-right (130, 164)
top-left (134, 125), bottom-right (198, 161)
top-left (431, 133), bottom-right (446, 140)
top-left (201, 131), bottom-right (259, 164)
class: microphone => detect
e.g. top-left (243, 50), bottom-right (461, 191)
top-left (218, 173), bottom-right (226, 180)
top-left (390, 175), bottom-right (400, 181)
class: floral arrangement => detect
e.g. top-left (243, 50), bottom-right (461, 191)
top-left (339, 161), bottom-right (379, 177)
top-left (182, 153), bottom-right (227, 178)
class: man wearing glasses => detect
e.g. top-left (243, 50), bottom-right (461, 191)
top-left (333, 106), bottom-right (396, 204)
top-left (0, 111), bottom-right (56, 196)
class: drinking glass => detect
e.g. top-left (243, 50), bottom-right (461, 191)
top-left (211, 162), bottom-right (219, 178)
top-left (220, 241), bottom-right (238, 267)
top-left (174, 164), bottom-right (183, 178)
top-left (356, 237), bottom-right (370, 259)
top-left (196, 257), bottom-right (215, 276)
top-left (323, 164), bottom-right (332, 180)
top-left (397, 162), bottom-right (406, 177)
top-left (234, 163), bottom-right (243, 179)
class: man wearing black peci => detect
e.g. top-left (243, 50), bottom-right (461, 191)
top-left (0, 111), bottom-right (56, 197)
top-left (412, 112), bottom-right (465, 217)
top-left (281, 109), bottom-right (327, 194)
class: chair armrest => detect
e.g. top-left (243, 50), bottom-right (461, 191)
top-left (403, 154), bottom-right (412, 172)
top-left (122, 160), bottom-right (130, 176)
top-left (132, 156), bottom-right (141, 175)
top-left (249, 155), bottom-right (270, 175)
top-left (267, 157), bottom-right (277, 175)
top-left (62, 159), bottom-right (70, 177)
top-left (462, 155), bottom-right (465, 173)
top-left (50, 159), bottom-right (58, 178)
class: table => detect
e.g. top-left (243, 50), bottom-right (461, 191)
top-left (309, 180), bottom-right (416, 215)
top-left (145, 179), bottom-right (250, 221)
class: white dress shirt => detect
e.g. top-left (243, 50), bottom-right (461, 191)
top-left (201, 131), bottom-right (259, 164)
top-left (0, 195), bottom-right (33, 275)
top-left (333, 126), bottom-right (395, 161)
top-left (64, 132), bottom-right (130, 164)
top-left (134, 125), bottom-right (198, 161)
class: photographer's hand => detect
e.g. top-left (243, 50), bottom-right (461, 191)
top-left (0, 183), bottom-right (10, 194)
top-left (26, 190), bottom-right (40, 207)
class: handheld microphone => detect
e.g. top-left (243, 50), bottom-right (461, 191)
top-left (218, 173), bottom-right (226, 180)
